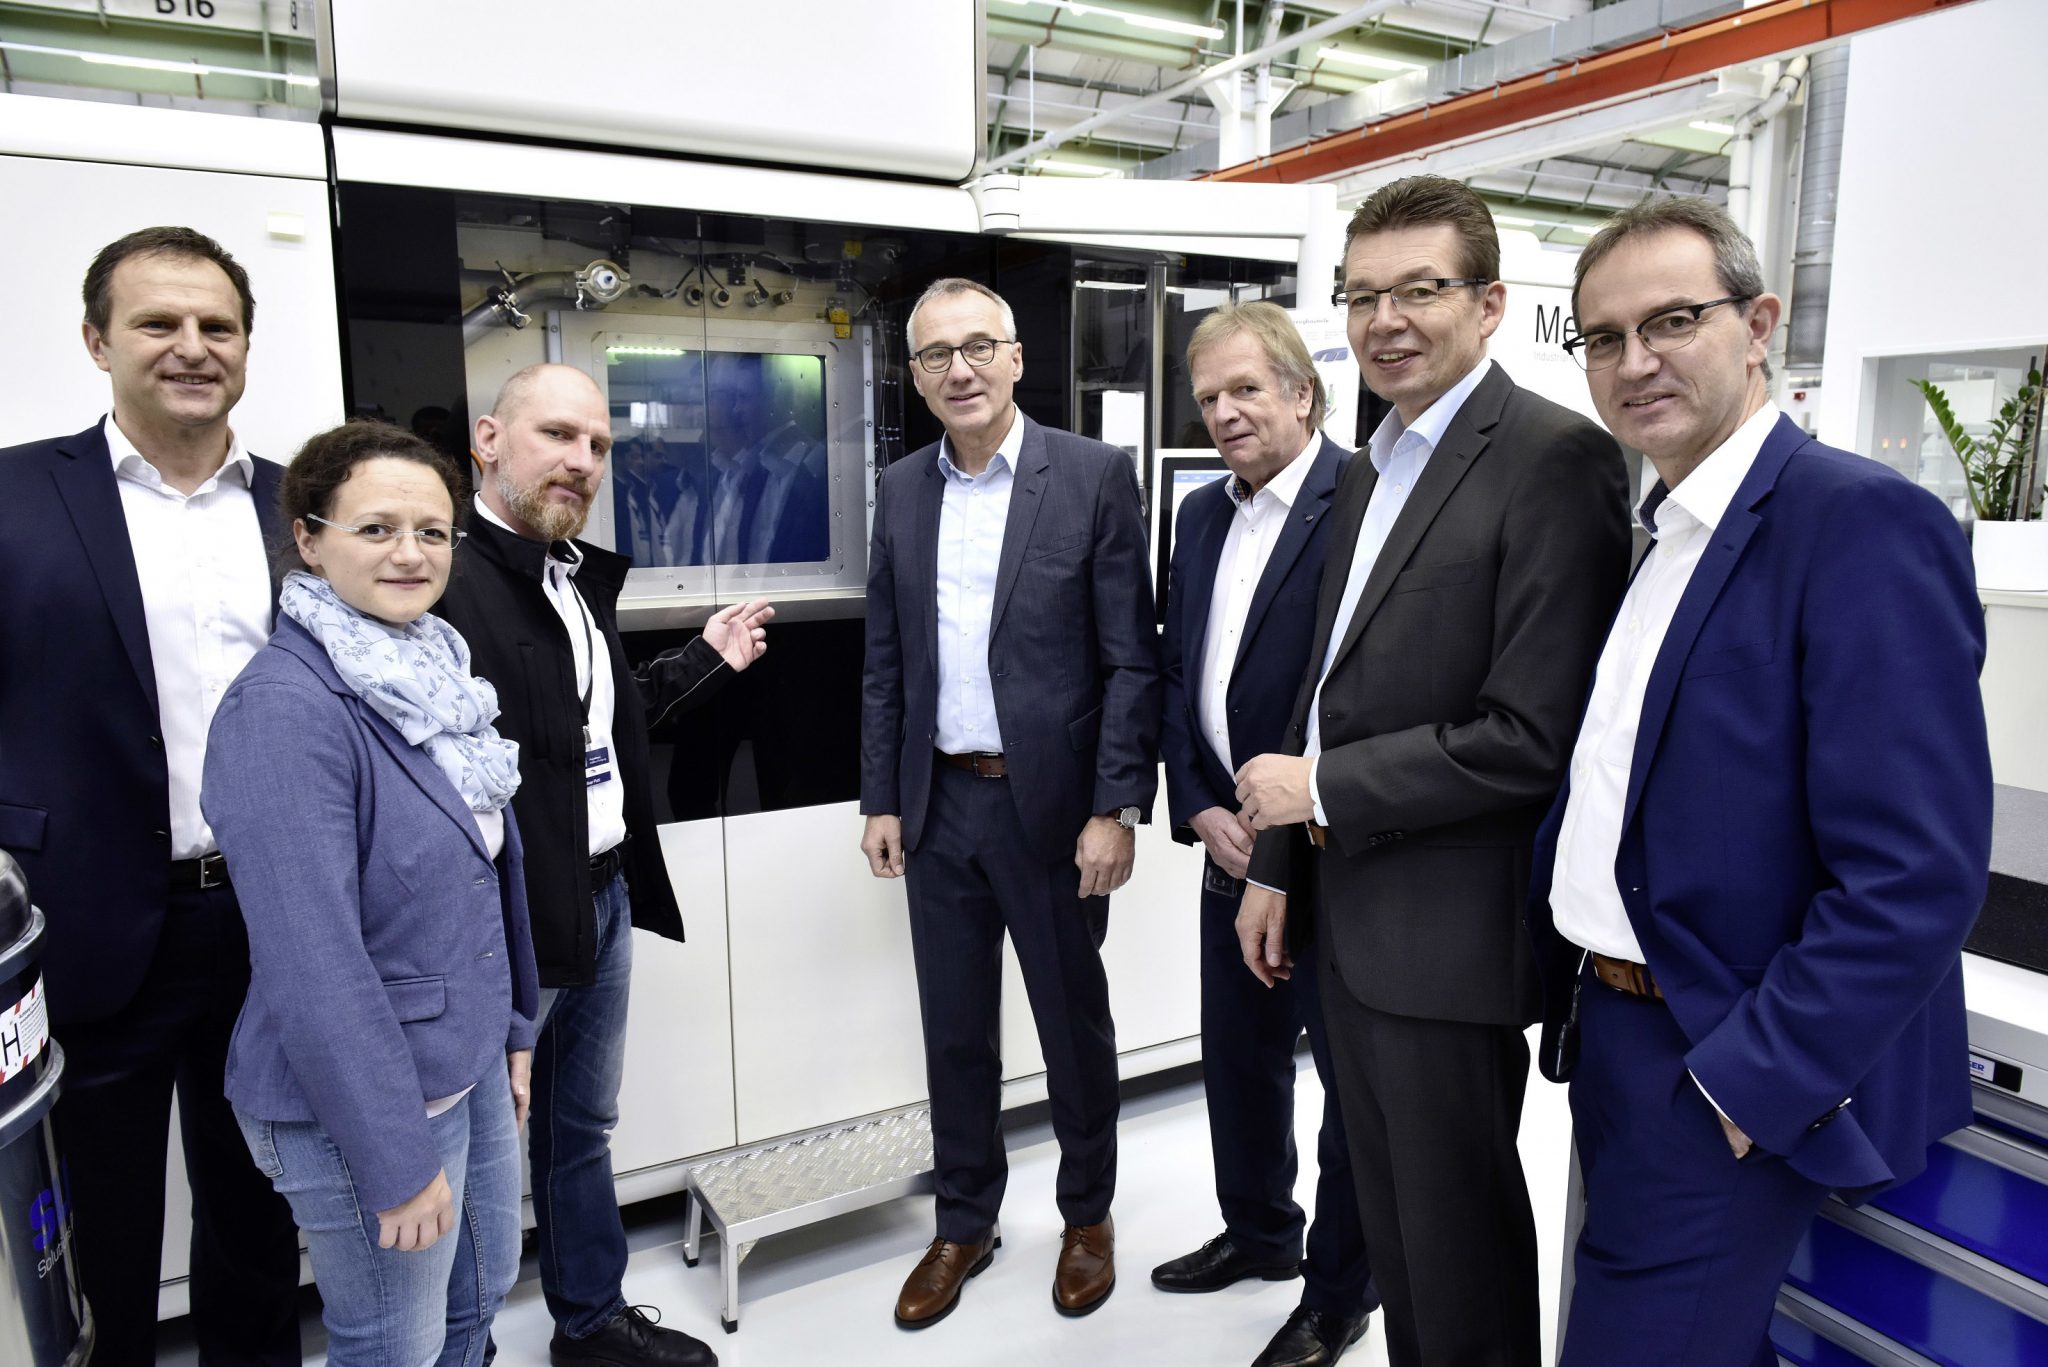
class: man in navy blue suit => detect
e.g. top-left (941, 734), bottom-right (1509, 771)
top-left (1533, 196), bottom-right (1993, 1366)
top-left (860, 277), bottom-right (1160, 1328)
top-left (1153, 303), bottom-right (1376, 1367)
top-left (0, 228), bottom-right (301, 1365)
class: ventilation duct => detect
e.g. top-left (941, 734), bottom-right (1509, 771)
top-left (1786, 45), bottom-right (1850, 371)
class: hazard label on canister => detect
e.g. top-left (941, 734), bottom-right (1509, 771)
top-left (0, 976), bottom-right (50, 1084)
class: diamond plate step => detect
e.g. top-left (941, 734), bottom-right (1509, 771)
top-left (683, 1105), bottom-right (938, 1332)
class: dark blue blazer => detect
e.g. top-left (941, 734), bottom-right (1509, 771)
top-left (860, 413), bottom-right (1162, 860)
top-left (0, 421), bottom-right (284, 1025)
top-left (1528, 416), bottom-right (1992, 1197)
top-left (203, 616), bottom-right (542, 1214)
top-left (1160, 435), bottom-right (1348, 840)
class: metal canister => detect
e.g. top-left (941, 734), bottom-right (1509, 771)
top-left (0, 851), bottom-right (91, 1366)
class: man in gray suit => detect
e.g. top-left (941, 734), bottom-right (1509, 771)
top-left (859, 277), bottom-right (1162, 1329)
top-left (1234, 177), bottom-right (1631, 1366)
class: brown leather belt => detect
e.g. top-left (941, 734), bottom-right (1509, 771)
top-left (1305, 822), bottom-right (1329, 850)
top-left (1590, 952), bottom-right (1663, 1000)
top-left (937, 749), bottom-right (1007, 779)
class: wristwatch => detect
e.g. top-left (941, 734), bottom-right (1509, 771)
top-left (1107, 806), bottom-right (1140, 831)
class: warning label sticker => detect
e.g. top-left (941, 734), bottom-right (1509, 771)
top-left (0, 976), bottom-right (51, 1084)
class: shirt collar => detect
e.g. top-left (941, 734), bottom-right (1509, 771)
top-left (1228, 431), bottom-right (1321, 512)
top-left (937, 406), bottom-right (1023, 483)
top-left (473, 493), bottom-right (582, 578)
top-left (1642, 402), bottom-right (1780, 537)
top-left (104, 413), bottom-right (250, 491)
top-left (1368, 357), bottom-right (1493, 474)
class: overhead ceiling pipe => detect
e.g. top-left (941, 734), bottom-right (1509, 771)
top-left (1725, 54), bottom-right (1808, 247)
top-left (984, 0), bottom-right (1407, 173)
top-left (1787, 44), bottom-right (1851, 371)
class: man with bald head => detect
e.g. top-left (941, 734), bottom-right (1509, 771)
top-left (437, 363), bottom-right (773, 1367)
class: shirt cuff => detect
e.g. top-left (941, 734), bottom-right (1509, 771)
top-left (1245, 879), bottom-right (1286, 896)
top-left (1690, 1070), bottom-right (1732, 1125)
top-left (1309, 756), bottom-right (1328, 828)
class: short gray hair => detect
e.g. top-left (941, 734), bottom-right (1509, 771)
top-left (906, 277), bottom-right (1018, 352)
top-left (1573, 196), bottom-right (1772, 378)
top-left (1187, 301), bottom-right (1327, 430)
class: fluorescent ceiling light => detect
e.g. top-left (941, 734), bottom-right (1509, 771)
top-left (0, 40), bottom-right (317, 87)
top-left (607, 344), bottom-right (691, 357)
top-left (995, 0), bottom-right (1225, 42)
top-left (1033, 157), bottom-right (1118, 176)
top-left (1317, 46), bottom-right (1426, 73)
top-left (1689, 120), bottom-right (1736, 135)
top-left (1493, 214), bottom-right (1539, 227)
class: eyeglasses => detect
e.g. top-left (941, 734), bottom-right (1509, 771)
top-left (912, 338), bottom-right (1016, 373)
top-left (305, 514), bottom-right (466, 550)
top-left (1563, 296), bottom-right (1753, 371)
top-left (1331, 277), bottom-right (1491, 315)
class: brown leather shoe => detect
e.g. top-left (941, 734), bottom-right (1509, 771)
top-left (1053, 1215), bottom-right (1115, 1316)
top-left (894, 1233), bottom-right (999, 1329)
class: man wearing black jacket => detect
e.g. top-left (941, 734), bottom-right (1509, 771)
top-left (437, 363), bottom-right (771, 1367)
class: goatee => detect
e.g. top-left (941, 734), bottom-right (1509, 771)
top-left (499, 468), bottom-right (592, 542)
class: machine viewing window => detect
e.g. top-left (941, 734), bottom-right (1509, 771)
top-left (607, 348), bottom-right (831, 570)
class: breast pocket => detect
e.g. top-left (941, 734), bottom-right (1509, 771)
top-left (1389, 557), bottom-right (1478, 595)
top-left (1682, 638), bottom-right (1776, 679)
top-left (1024, 533), bottom-right (1089, 563)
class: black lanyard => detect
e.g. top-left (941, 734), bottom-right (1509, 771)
top-left (554, 557), bottom-right (598, 747)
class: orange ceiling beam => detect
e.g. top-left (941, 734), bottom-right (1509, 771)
top-left (1200, 0), bottom-right (1978, 185)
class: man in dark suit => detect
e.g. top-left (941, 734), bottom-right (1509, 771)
top-left (1531, 197), bottom-right (1992, 1367)
top-left (1153, 302), bottom-right (1377, 1367)
top-left (1233, 177), bottom-right (1631, 1366)
top-left (0, 227), bottom-right (301, 1365)
top-left (860, 277), bottom-right (1161, 1328)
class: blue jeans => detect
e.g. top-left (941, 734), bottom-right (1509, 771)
top-left (532, 869), bottom-right (633, 1338)
top-left (236, 1061), bottom-right (522, 1367)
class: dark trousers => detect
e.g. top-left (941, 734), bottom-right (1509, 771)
top-left (904, 761), bottom-right (1120, 1242)
top-left (1561, 968), bottom-right (1831, 1367)
top-left (50, 881), bottom-right (302, 1367)
top-left (1319, 953), bottom-right (1539, 1367)
top-left (1199, 863), bottom-right (1376, 1316)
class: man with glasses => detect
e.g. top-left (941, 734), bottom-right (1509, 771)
top-left (1232, 176), bottom-right (1630, 1367)
top-left (860, 277), bottom-right (1160, 1329)
top-left (0, 226), bottom-right (303, 1367)
top-left (1530, 197), bottom-right (1991, 1366)
top-left (436, 363), bottom-right (772, 1367)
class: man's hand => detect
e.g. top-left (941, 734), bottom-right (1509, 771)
top-left (1717, 1110), bottom-right (1754, 1161)
top-left (1076, 816), bottom-right (1136, 897)
top-left (1189, 806), bottom-right (1254, 880)
top-left (376, 1169), bottom-right (455, 1252)
top-left (704, 599), bottom-right (774, 671)
top-left (861, 814), bottom-right (905, 878)
top-left (1235, 754), bottom-right (1315, 830)
top-left (1236, 884), bottom-right (1292, 987)
top-left (508, 1049), bottom-right (533, 1132)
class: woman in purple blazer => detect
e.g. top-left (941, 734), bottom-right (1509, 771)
top-left (202, 421), bottom-right (540, 1367)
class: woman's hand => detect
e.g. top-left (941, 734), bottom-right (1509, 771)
top-left (509, 1049), bottom-right (533, 1131)
top-left (376, 1169), bottom-right (455, 1251)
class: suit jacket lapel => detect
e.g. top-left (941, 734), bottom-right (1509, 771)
top-left (49, 422), bottom-right (157, 711)
top-left (251, 456), bottom-right (286, 609)
top-left (1620, 416), bottom-right (1803, 830)
top-left (1234, 436), bottom-right (1341, 677)
top-left (275, 622), bottom-right (490, 862)
top-left (1179, 484), bottom-right (1235, 688)
top-left (989, 414), bottom-right (1049, 638)
top-left (1323, 370), bottom-right (1504, 680)
top-left (910, 452), bottom-right (946, 665)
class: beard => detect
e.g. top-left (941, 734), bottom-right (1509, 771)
top-left (498, 467), bottom-right (595, 542)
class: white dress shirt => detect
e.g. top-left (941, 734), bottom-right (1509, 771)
top-left (934, 409), bottom-right (1023, 755)
top-left (474, 497), bottom-right (626, 858)
top-left (1304, 358), bottom-right (1494, 822)
top-left (1549, 403), bottom-right (1781, 961)
top-left (1199, 433), bottom-right (1322, 776)
top-left (107, 415), bottom-right (271, 861)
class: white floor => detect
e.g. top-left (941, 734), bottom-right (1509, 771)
top-left (163, 1045), bottom-right (1577, 1367)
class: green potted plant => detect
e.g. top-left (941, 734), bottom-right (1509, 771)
top-left (1913, 366), bottom-right (2045, 591)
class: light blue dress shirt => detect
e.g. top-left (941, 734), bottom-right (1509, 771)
top-left (1304, 358), bottom-right (1495, 821)
top-left (934, 410), bottom-right (1024, 755)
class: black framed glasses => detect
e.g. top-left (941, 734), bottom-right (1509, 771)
top-left (306, 514), bottom-right (466, 550)
top-left (1563, 296), bottom-right (1754, 371)
top-left (912, 338), bottom-right (1017, 373)
top-left (1331, 277), bottom-right (1491, 315)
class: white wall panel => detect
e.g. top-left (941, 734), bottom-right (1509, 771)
top-left (329, 0), bottom-right (980, 183)
top-left (0, 92), bottom-right (324, 178)
top-left (0, 151), bottom-right (343, 456)
top-left (1818, 0), bottom-right (2048, 446)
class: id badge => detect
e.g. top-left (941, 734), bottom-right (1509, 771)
top-left (584, 744), bottom-right (614, 788)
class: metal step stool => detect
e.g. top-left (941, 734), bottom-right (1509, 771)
top-left (682, 1104), bottom-right (939, 1332)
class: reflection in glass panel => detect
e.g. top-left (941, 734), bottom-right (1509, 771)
top-left (607, 348), bottom-right (830, 568)
top-left (1870, 346), bottom-right (2044, 518)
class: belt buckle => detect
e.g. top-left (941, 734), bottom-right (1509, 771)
top-left (197, 851), bottom-right (229, 890)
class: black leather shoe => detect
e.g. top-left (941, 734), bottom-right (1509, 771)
top-left (1250, 1304), bottom-right (1372, 1367)
top-left (1150, 1232), bottom-right (1300, 1293)
top-left (550, 1305), bottom-right (718, 1367)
